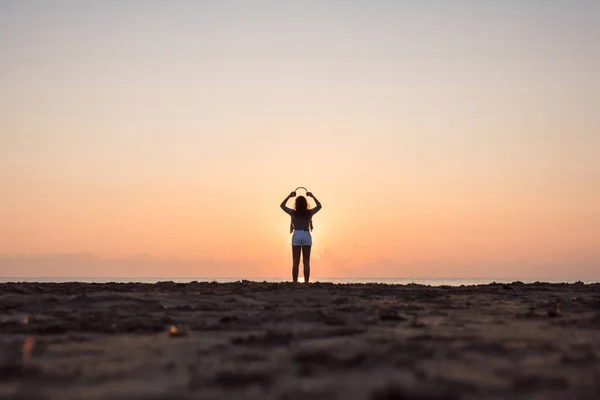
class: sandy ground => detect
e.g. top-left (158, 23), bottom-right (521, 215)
top-left (1, 281), bottom-right (600, 400)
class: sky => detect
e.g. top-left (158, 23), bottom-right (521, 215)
top-left (1, 1), bottom-right (599, 279)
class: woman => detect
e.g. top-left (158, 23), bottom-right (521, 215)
top-left (280, 191), bottom-right (322, 283)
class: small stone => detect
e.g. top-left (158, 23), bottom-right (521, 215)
top-left (548, 310), bottom-right (560, 318)
top-left (168, 324), bottom-right (189, 337)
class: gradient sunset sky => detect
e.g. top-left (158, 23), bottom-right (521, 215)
top-left (1, 1), bottom-right (599, 279)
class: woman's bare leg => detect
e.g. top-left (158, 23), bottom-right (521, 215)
top-left (292, 245), bottom-right (302, 283)
top-left (302, 245), bottom-right (312, 283)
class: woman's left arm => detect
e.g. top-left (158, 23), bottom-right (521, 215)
top-left (307, 192), bottom-right (322, 215)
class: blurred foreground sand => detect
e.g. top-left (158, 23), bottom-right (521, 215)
top-left (1, 281), bottom-right (599, 399)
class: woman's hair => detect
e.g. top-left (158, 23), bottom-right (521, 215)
top-left (294, 196), bottom-right (310, 217)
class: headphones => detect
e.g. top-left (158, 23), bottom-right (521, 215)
top-left (294, 186), bottom-right (308, 196)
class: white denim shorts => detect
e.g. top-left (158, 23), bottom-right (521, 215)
top-left (292, 230), bottom-right (312, 246)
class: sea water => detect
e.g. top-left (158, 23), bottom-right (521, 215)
top-left (0, 277), bottom-right (595, 285)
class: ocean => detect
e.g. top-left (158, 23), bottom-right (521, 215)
top-left (0, 277), bottom-right (595, 286)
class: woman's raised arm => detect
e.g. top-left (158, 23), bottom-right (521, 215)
top-left (280, 192), bottom-right (296, 215)
top-left (307, 192), bottom-right (322, 215)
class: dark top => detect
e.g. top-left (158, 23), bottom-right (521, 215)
top-left (281, 199), bottom-right (322, 231)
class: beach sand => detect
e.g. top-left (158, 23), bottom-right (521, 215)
top-left (1, 281), bottom-right (599, 399)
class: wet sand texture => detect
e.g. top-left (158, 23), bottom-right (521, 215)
top-left (1, 281), bottom-right (600, 399)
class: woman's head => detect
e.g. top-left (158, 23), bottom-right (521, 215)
top-left (294, 196), bottom-right (309, 216)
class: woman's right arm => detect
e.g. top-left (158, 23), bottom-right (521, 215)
top-left (280, 192), bottom-right (295, 215)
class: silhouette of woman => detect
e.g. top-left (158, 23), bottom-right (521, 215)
top-left (280, 190), bottom-right (322, 283)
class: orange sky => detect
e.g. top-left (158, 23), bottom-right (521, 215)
top-left (1, 2), bottom-right (599, 279)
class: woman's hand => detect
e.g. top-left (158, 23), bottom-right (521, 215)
top-left (306, 192), bottom-right (314, 198)
top-left (289, 191), bottom-right (296, 198)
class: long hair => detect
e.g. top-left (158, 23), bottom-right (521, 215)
top-left (294, 196), bottom-right (310, 217)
